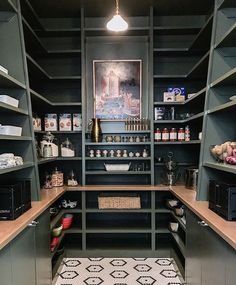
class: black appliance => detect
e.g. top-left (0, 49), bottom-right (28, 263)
top-left (0, 180), bottom-right (31, 220)
top-left (209, 180), bottom-right (236, 221)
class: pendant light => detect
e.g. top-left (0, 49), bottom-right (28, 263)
top-left (106, 0), bottom-right (128, 32)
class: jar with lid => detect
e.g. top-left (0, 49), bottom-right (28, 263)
top-left (52, 167), bottom-right (64, 187)
top-left (43, 144), bottom-right (52, 158)
top-left (67, 170), bottom-right (78, 187)
top-left (61, 138), bottom-right (75, 157)
top-left (43, 172), bottom-right (53, 189)
top-left (162, 128), bottom-right (170, 142)
top-left (154, 128), bottom-right (161, 142)
top-left (170, 128), bottom-right (177, 142)
top-left (40, 132), bottom-right (58, 157)
top-left (178, 128), bottom-right (185, 141)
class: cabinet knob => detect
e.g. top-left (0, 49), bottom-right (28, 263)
top-left (198, 220), bottom-right (208, 227)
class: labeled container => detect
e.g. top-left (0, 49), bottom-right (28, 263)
top-left (45, 114), bottom-right (58, 131)
top-left (73, 113), bottom-right (82, 131)
top-left (0, 95), bottom-right (19, 108)
top-left (59, 113), bottom-right (72, 131)
top-left (170, 128), bottom-right (177, 142)
top-left (154, 128), bottom-right (161, 142)
top-left (0, 125), bottom-right (22, 136)
top-left (178, 128), bottom-right (185, 141)
top-left (162, 128), bottom-right (169, 142)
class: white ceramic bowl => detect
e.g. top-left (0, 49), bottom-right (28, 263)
top-left (169, 222), bottom-right (179, 232)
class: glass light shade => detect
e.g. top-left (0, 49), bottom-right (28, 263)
top-left (106, 14), bottom-right (128, 32)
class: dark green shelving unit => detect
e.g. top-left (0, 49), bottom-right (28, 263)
top-left (198, 0), bottom-right (236, 200)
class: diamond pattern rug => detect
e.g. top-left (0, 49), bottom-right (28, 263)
top-left (54, 258), bottom-right (182, 285)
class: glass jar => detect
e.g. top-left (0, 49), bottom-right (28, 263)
top-left (67, 170), bottom-right (78, 187)
top-left (52, 167), bottom-right (64, 187)
top-left (61, 138), bottom-right (75, 157)
top-left (40, 132), bottom-right (58, 157)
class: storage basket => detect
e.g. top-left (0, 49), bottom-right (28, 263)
top-left (98, 193), bottom-right (141, 209)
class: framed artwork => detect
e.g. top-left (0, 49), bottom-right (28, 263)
top-left (93, 60), bottom-right (142, 120)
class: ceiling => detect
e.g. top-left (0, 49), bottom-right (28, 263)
top-left (30, 0), bottom-right (214, 18)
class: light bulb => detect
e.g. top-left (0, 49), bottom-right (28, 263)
top-left (106, 14), bottom-right (128, 32)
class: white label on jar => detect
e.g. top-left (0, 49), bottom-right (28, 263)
top-left (178, 133), bottom-right (185, 140)
top-left (170, 133), bottom-right (177, 140)
top-left (155, 132), bottom-right (161, 140)
top-left (162, 133), bottom-right (169, 141)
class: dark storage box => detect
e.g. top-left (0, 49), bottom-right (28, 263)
top-left (209, 180), bottom-right (236, 221)
top-left (0, 180), bottom-right (31, 220)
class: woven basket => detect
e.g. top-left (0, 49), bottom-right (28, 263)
top-left (98, 195), bottom-right (141, 209)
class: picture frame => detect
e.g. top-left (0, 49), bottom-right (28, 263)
top-left (93, 60), bottom-right (142, 120)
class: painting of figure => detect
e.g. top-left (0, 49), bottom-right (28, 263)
top-left (93, 60), bottom-right (142, 120)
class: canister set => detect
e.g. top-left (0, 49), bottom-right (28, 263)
top-left (88, 149), bottom-right (149, 158)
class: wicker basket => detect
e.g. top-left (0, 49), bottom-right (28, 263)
top-left (98, 193), bottom-right (141, 209)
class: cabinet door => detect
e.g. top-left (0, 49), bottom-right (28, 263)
top-left (186, 209), bottom-right (202, 285)
top-left (0, 244), bottom-right (12, 285)
top-left (226, 246), bottom-right (236, 285)
top-left (201, 225), bottom-right (227, 285)
top-left (35, 210), bottom-right (52, 285)
top-left (11, 226), bottom-right (36, 285)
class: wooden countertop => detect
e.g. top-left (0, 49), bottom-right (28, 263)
top-left (0, 187), bottom-right (65, 250)
top-left (170, 186), bottom-right (236, 250)
top-left (0, 184), bottom-right (236, 251)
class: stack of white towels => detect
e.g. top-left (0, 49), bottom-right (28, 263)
top-left (0, 153), bottom-right (23, 169)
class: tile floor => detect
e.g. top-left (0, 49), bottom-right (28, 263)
top-left (54, 257), bottom-right (182, 285)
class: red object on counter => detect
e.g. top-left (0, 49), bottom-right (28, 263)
top-left (62, 214), bottom-right (73, 229)
top-left (50, 237), bottom-right (59, 252)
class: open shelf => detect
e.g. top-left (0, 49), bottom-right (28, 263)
top-left (218, 0), bottom-right (236, 9)
top-left (204, 161), bottom-right (236, 175)
top-left (171, 212), bottom-right (186, 232)
top-left (208, 100), bottom-right (236, 114)
top-left (85, 157), bottom-right (151, 161)
top-left (0, 135), bottom-right (32, 141)
top-left (22, 17), bottom-right (47, 54)
top-left (188, 51), bottom-right (210, 78)
top-left (171, 232), bottom-right (186, 257)
top-left (215, 22), bottom-right (236, 48)
top-left (210, 67), bottom-right (236, 87)
top-left (154, 87), bottom-right (206, 106)
top-left (0, 0), bottom-right (17, 13)
top-left (85, 171), bottom-right (151, 175)
top-left (35, 131), bottom-right (82, 134)
top-left (154, 140), bottom-right (201, 145)
top-left (189, 14), bottom-right (214, 51)
top-left (38, 157), bottom-right (82, 165)
top-left (153, 25), bottom-right (200, 35)
top-left (0, 102), bottom-right (28, 115)
top-left (85, 141), bottom-right (151, 146)
top-left (0, 162), bottom-right (34, 175)
top-left (0, 70), bottom-right (26, 89)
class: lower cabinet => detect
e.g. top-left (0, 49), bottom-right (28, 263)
top-left (11, 226), bottom-right (36, 285)
top-left (35, 210), bottom-right (51, 285)
top-left (0, 244), bottom-right (12, 285)
top-left (186, 209), bottom-right (236, 285)
top-left (0, 209), bottom-right (51, 285)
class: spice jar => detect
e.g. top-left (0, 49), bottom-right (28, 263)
top-left (162, 128), bottom-right (169, 142)
top-left (170, 128), bottom-right (177, 142)
top-left (52, 167), bottom-right (64, 187)
top-left (178, 128), bottom-right (185, 141)
top-left (61, 138), bottom-right (75, 157)
top-left (154, 128), bottom-right (161, 142)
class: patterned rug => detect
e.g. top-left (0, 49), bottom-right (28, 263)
top-left (54, 258), bottom-right (182, 285)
